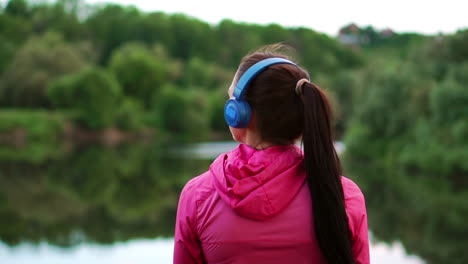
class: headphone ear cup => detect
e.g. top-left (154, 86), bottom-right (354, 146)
top-left (224, 99), bottom-right (251, 128)
top-left (236, 99), bottom-right (252, 128)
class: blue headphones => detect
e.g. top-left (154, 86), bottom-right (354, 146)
top-left (224, 57), bottom-right (297, 128)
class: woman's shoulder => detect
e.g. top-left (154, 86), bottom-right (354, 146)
top-left (341, 176), bottom-right (369, 261)
top-left (340, 176), bottom-right (367, 225)
top-left (341, 176), bottom-right (365, 202)
top-left (179, 148), bottom-right (232, 205)
top-left (180, 171), bottom-right (215, 202)
top-left (340, 176), bottom-right (368, 237)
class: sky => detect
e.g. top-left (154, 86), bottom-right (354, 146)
top-left (82, 0), bottom-right (468, 36)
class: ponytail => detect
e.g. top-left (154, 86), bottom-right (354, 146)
top-left (300, 82), bottom-right (355, 264)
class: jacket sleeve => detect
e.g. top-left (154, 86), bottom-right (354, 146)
top-left (343, 178), bottom-right (370, 264)
top-left (174, 178), bottom-right (204, 264)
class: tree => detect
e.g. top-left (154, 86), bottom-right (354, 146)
top-left (181, 56), bottom-right (232, 91)
top-left (29, 0), bottom-right (86, 41)
top-left (109, 42), bottom-right (168, 109)
top-left (0, 7), bottom-right (32, 74)
top-left (168, 14), bottom-right (216, 61)
top-left (85, 4), bottom-right (143, 63)
top-left (0, 32), bottom-right (88, 107)
top-left (0, 37), bottom-right (15, 75)
top-left (156, 84), bottom-right (210, 142)
top-left (48, 67), bottom-right (122, 130)
top-left (215, 19), bottom-right (262, 67)
top-left (114, 97), bottom-right (145, 131)
top-left (447, 29), bottom-right (468, 63)
top-left (5, 0), bottom-right (28, 17)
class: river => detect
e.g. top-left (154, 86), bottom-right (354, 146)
top-left (0, 141), bottom-right (441, 263)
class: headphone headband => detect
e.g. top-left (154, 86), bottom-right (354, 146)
top-left (233, 57), bottom-right (297, 99)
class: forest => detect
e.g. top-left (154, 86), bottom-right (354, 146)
top-left (0, 0), bottom-right (364, 143)
top-left (0, 0), bottom-right (467, 263)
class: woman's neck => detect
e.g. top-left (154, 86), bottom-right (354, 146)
top-left (244, 130), bottom-right (273, 150)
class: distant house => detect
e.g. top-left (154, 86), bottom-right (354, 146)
top-left (380, 28), bottom-right (395, 38)
top-left (339, 23), bottom-right (360, 35)
top-left (338, 23), bottom-right (362, 48)
top-left (338, 23), bottom-right (396, 47)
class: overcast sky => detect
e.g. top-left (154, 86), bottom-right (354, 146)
top-left (81, 0), bottom-right (468, 36)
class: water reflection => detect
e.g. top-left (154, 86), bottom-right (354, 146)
top-left (0, 142), bottom-right (460, 263)
top-left (0, 143), bottom-right (210, 247)
top-left (344, 157), bottom-right (468, 264)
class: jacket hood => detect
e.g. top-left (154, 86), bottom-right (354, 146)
top-left (210, 144), bottom-right (306, 221)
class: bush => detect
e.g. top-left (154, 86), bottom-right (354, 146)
top-left (155, 84), bottom-right (210, 142)
top-left (109, 43), bottom-right (168, 109)
top-left (0, 109), bottom-right (65, 141)
top-left (48, 67), bottom-right (122, 130)
top-left (0, 109), bottom-right (67, 163)
top-left (207, 89), bottom-right (230, 137)
top-left (115, 97), bottom-right (145, 131)
top-left (0, 32), bottom-right (88, 107)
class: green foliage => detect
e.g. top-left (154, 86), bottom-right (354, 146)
top-left (345, 33), bottom-right (468, 172)
top-left (0, 109), bottom-right (65, 140)
top-left (85, 4), bottom-right (144, 63)
top-left (0, 31), bottom-right (88, 107)
top-left (208, 89), bottom-right (230, 136)
top-left (343, 29), bottom-right (468, 264)
top-left (0, 143), bottom-right (211, 245)
top-left (115, 97), bottom-right (145, 131)
top-left (428, 29), bottom-right (468, 64)
top-left (48, 67), bottom-right (122, 130)
top-left (215, 19), bottom-right (262, 66)
top-left (328, 70), bottom-right (359, 135)
top-left (29, 1), bottom-right (86, 41)
top-left (48, 146), bottom-right (120, 204)
top-left (0, 11), bottom-right (32, 44)
top-left (181, 56), bottom-right (232, 91)
top-left (168, 14), bottom-right (216, 61)
top-left (0, 37), bottom-right (15, 74)
top-left (0, 110), bottom-right (66, 163)
top-left (293, 27), bottom-right (363, 72)
top-left (0, 0), bottom-right (364, 139)
top-left (345, 160), bottom-right (468, 264)
top-left (109, 42), bottom-right (168, 108)
top-left (0, 12), bottom-right (31, 74)
top-left (5, 0), bottom-right (29, 17)
top-left (156, 84), bottom-right (210, 142)
top-left (430, 77), bottom-right (468, 126)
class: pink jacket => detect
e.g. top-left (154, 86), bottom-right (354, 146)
top-left (174, 144), bottom-right (369, 264)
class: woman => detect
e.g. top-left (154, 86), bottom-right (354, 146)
top-left (174, 46), bottom-right (369, 264)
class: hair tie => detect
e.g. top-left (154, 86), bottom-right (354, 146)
top-left (295, 78), bottom-right (310, 95)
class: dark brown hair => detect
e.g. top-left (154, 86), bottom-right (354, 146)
top-left (238, 45), bottom-right (355, 264)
